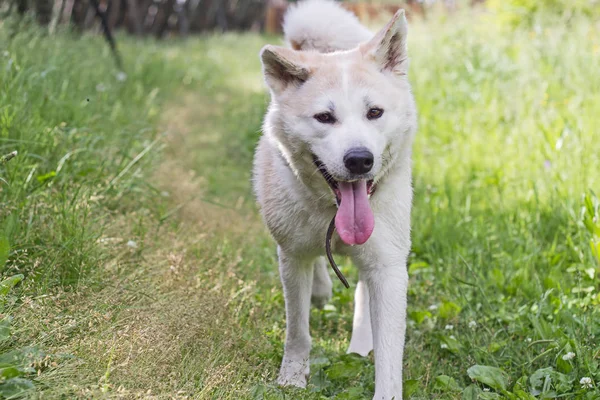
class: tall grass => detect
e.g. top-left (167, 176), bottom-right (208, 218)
top-left (0, 26), bottom-right (185, 288)
top-left (0, 23), bottom-right (186, 395)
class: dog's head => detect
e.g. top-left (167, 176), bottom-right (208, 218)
top-left (260, 10), bottom-right (417, 245)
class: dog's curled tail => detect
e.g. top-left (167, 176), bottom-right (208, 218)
top-left (283, 0), bottom-right (372, 53)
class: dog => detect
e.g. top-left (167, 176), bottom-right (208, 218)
top-left (253, 1), bottom-right (417, 398)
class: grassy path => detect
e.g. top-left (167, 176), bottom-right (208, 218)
top-left (19, 37), bottom-right (281, 398)
top-left (2, 14), bottom-right (600, 400)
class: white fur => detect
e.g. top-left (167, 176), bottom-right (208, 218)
top-left (254, 2), bottom-right (417, 399)
top-left (284, 0), bottom-right (372, 52)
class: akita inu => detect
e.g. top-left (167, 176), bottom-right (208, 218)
top-left (253, 1), bottom-right (417, 398)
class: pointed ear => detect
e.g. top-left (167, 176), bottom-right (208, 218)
top-left (260, 45), bottom-right (311, 93)
top-left (361, 10), bottom-right (409, 76)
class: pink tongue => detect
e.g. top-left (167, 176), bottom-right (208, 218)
top-left (335, 180), bottom-right (375, 245)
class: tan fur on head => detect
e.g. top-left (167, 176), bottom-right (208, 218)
top-left (290, 40), bottom-right (303, 51)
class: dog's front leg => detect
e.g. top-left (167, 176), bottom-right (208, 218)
top-left (276, 247), bottom-right (313, 388)
top-left (357, 251), bottom-right (408, 400)
top-left (347, 279), bottom-right (373, 357)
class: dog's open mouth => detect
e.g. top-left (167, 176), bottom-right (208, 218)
top-left (313, 156), bottom-right (376, 246)
top-left (313, 157), bottom-right (376, 205)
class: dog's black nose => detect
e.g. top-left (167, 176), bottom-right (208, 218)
top-left (344, 148), bottom-right (374, 174)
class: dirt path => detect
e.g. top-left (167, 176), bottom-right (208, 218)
top-left (93, 92), bottom-right (275, 398)
top-left (24, 89), bottom-right (279, 399)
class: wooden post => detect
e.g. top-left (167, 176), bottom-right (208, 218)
top-left (265, 0), bottom-right (286, 34)
top-left (153, 0), bottom-right (176, 38)
top-left (35, 0), bottom-right (54, 25)
top-left (61, 0), bottom-right (75, 24)
top-left (126, 0), bottom-right (143, 35)
top-left (176, 0), bottom-right (190, 37)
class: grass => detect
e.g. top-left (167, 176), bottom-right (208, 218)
top-left (1, 8), bottom-right (599, 400)
top-left (0, 21), bottom-right (188, 396)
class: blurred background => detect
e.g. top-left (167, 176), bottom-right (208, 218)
top-left (3, 0), bottom-right (598, 38)
top-left (3, 0), bottom-right (435, 38)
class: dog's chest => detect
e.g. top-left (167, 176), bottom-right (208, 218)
top-left (266, 196), bottom-right (335, 255)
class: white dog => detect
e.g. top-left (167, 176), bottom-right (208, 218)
top-left (253, 1), bottom-right (417, 398)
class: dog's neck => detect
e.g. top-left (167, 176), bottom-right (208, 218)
top-left (287, 151), bottom-right (338, 207)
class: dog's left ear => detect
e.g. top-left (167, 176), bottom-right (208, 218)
top-left (361, 9), bottom-right (409, 76)
top-left (260, 45), bottom-right (311, 94)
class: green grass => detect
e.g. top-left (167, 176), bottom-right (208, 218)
top-left (1, 9), bottom-right (600, 400)
top-left (0, 26), bottom-right (186, 286)
top-left (0, 23), bottom-right (188, 396)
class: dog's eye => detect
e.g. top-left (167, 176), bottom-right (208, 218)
top-left (314, 112), bottom-right (336, 124)
top-left (367, 108), bottom-right (384, 120)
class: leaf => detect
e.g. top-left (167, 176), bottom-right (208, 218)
top-left (513, 389), bottom-right (536, 400)
top-left (308, 368), bottom-right (331, 391)
top-left (310, 356), bottom-right (330, 369)
top-left (36, 170), bottom-right (56, 184)
top-left (0, 366), bottom-right (21, 379)
top-left (335, 386), bottom-right (365, 399)
top-left (467, 365), bottom-right (509, 390)
top-left (590, 239), bottom-right (600, 264)
top-left (462, 384), bottom-right (482, 400)
top-left (529, 367), bottom-right (572, 395)
top-left (435, 375), bottom-right (462, 391)
top-left (408, 261), bottom-right (430, 273)
top-left (0, 319), bottom-right (11, 341)
top-left (0, 234), bottom-right (9, 273)
top-left (0, 347), bottom-right (44, 369)
top-left (584, 193), bottom-right (595, 216)
top-left (530, 367), bottom-right (552, 394)
top-left (488, 341), bottom-right (506, 353)
top-left (513, 375), bottom-right (537, 399)
top-left (0, 275), bottom-right (23, 313)
top-left (556, 356), bottom-right (573, 374)
top-left (2, 214), bottom-right (17, 241)
top-left (513, 375), bottom-right (528, 391)
top-left (249, 383), bottom-right (284, 400)
top-left (491, 268), bottom-right (505, 287)
top-left (0, 377), bottom-right (35, 398)
top-left (326, 358), bottom-right (364, 380)
top-left (403, 379), bottom-right (419, 398)
top-left (439, 301), bottom-right (462, 319)
top-left (0, 275), bottom-right (24, 297)
top-left (583, 216), bottom-right (597, 236)
top-left (479, 393), bottom-right (502, 399)
top-left (439, 335), bottom-right (461, 354)
top-left (409, 310), bottom-right (432, 324)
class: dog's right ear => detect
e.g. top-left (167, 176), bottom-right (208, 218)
top-left (260, 45), bottom-right (310, 94)
top-left (361, 9), bottom-right (409, 77)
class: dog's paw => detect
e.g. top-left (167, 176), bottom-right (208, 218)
top-left (277, 359), bottom-right (309, 388)
top-left (277, 373), bottom-right (307, 388)
top-left (311, 279), bottom-right (332, 309)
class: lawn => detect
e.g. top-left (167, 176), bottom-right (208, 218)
top-left (1, 7), bottom-right (599, 400)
